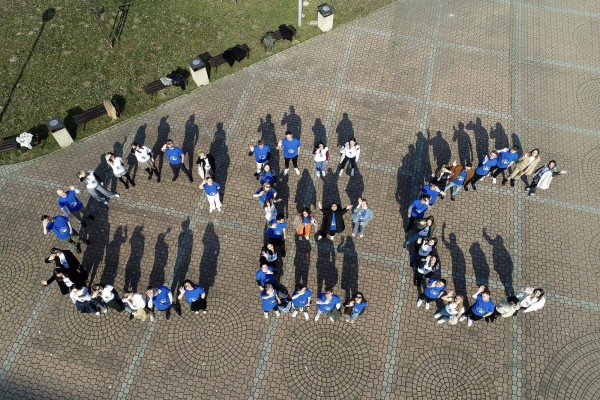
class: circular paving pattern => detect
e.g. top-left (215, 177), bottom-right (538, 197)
top-left (59, 295), bottom-right (131, 346)
top-left (0, 241), bottom-right (37, 313)
top-left (572, 22), bottom-right (600, 60)
top-left (404, 348), bottom-right (498, 399)
top-left (167, 296), bottom-right (252, 377)
top-left (281, 323), bottom-right (372, 399)
top-left (539, 333), bottom-right (600, 400)
top-left (581, 145), bottom-right (600, 184)
top-left (576, 80), bottom-right (600, 119)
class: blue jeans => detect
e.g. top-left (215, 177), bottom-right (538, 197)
top-left (404, 232), bottom-right (427, 246)
top-left (352, 221), bottom-right (367, 235)
top-left (435, 306), bottom-right (454, 321)
top-left (444, 181), bottom-right (462, 196)
top-left (315, 160), bottom-right (326, 173)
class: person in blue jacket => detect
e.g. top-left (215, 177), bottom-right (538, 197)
top-left (41, 214), bottom-right (86, 253)
top-left (417, 278), bottom-right (446, 311)
top-left (161, 139), bottom-right (193, 182)
top-left (177, 280), bottom-right (207, 315)
top-left (460, 286), bottom-right (496, 327)
top-left (464, 150), bottom-right (498, 191)
top-left (291, 283), bottom-right (313, 320)
top-left (57, 186), bottom-right (91, 225)
top-left (261, 283), bottom-right (281, 318)
top-left (249, 139), bottom-right (271, 179)
top-left (278, 131), bottom-right (301, 176)
top-left (490, 146), bottom-right (519, 184)
top-left (343, 292), bottom-right (368, 323)
top-left (146, 285), bottom-right (181, 320)
top-left (406, 195), bottom-right (431, 232)
top-left (420, 182), bottom-right (443, 206)
top-left (315, 287), bottom-right (342, 322)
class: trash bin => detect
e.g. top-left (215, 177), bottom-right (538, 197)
top-left (189, 57), bottom-right (209, 87)
top-left (317, 3), bottom-right (334, 32)
top-left (46, 117), bottom-right (73, 148)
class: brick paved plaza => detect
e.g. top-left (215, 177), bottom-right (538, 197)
top-left (1, 0), bottom-right (600, 399)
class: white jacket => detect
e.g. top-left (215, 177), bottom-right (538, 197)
top-left (517, 288), bottom-right (546, 313)
top-left (340, 143), bottom-right (361, 162)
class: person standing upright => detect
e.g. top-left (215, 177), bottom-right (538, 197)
top-left (443, 162), bottom-right (474, 201)
top-left (199, 176), bottom-right (222, 213)
top-left (161, 139), bottom-right (193, 182)
top-left (315, 287), bottom-right (342, 322)
top-left (524, 160), bottom-right (567, 197)
top-left (464, 150), bottom-right (498, 191)
top-left (249, 139), bottom-right (271, 178)
top-left (278, 131), bottom-right (301, 176)
top-left (41, 215), bottom-right (86, 253)
top-left (337, 137), bottom-right (361, 177)
top-left (505, 148), bottom-right (541, 187)
top-left (460, 286), bottom-right (495, 327)
top-left (266, 213), bottom-right (288, 257)
top-left (57, 186), bottom-right (90, 225)
top-left (406, 195), bottom-right (431, 232)
top-left (131, 142), bottom-right (160, 182)
top-left (291, 283), bottom-right (313, 320)
top-left (490, 146), bottom-right (519, 184)
top-left (77, 169), bottom-right (119, 205)
top-left (105, 152), bottom-right (135, 189)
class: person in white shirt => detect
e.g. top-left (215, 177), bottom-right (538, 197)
top-left (313, 142), bottom-right (329, 177)
top-left (122, 292), bottom-right (151, 321)
top-left (77, 169), bottom-right (119, 205)
top-left (131, 142), bottom-right (160, 182)
top-left (70, 285), bottom-right (100, 315)
top-left (434, 293), bottom-right (465, 324)
top-left (91, 284), bottom-right (125, 312)
top-left (105, 152), bottom-right (135, 189)
top-left (337, 137), bottom-right (361, 177)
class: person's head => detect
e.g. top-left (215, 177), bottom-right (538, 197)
top-left (50, 248), bottom-right (62, 256)
top-left (426, 216), bottom-right (435, 226)
top-left (206, 176), bottom-right (214, 184)
top-left (260, 264), bottom-right (270, 272)
top-left (421, 195), bottom-right (431, 204)
top-left (263, 164), bottom-right (271, 173)
top-left (433, 280), bottom-right (445, 288)
top-left (426, 238), bottom-right (438, 247)
top-left (276, 213), bottom-right (285, 223)
top-left (454, 295), bottom-right (464, 307)
top-left (183, 279), bottom-right (196, 290)
top-left (166, 139), bottom-right (174, 148)
top-left (349, 137), bottom-right (357, 147)
top-left (105, 152), bottom-right (116, 161)
top-left (56, 189), bottom-right (67, 198)
top-left (465, 162), bottom-right (473, 170)
top-left (547, 160), bottom-right (556, 169)
top-left (316, 141), bottom-right (324, 150)
top-left (264, 282), bottom-right (274, 293)
top-left (41, 215), bottom-right (51, 222)
top-left (301, 207), bottom-right (311, 217)
top-left (131, 142), bottom-right (142, 152)
top-left (331, 204), bottom-right (339, 211)
top-left (77, 170), bottom-right (87, 179)
top-left (530, 148), bottom-right (540, 157)
top-left (92, 284), bottom-right (103, 292)
top-left (147, 286), bottom-right (159, 296)
top-left (324, 287), bottom-right (334, 300)
top-left (429, 255), bottom-right (438, 265)
top-left (354, 292), bottom-right (365, 303)
top-left (53, 267), bottom-right (64, 277)
top-left (481, 289), bottom-right (491, 301)
top-left (360, 199), bottom-right (368, 209)
top-left (285, 131), bottom-right (292, 139)
top-left (489, 150), bottom-right (499, 159)
top-left (263, 198), bottom-right (273, 209)
top-left (295, 283), bottom-right (306, 293)
top-left (429, 183), bottom-right (439, 191)
top-left (257, 139), bottom-right (264, 148)
top-left (510, 145), bottom-right (519, 153)
top-left (263, 182), bottom-right (272, 191)
top-left (199, 152), bottom-right (206, 159)
top-left (532, 288), bottom-right (545, 299)
top-left (266, 242), bottom-right (275, 252)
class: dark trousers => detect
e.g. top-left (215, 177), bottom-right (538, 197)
top-left (169, 163), bottom-right (193, 180)
top-left (465, 307), bottom-right (485, 321)
top-left (418, 293), bottom-right (437, 303)
top-left (465, 173), bottom-right (486, 187)
top-left (490, 167), bottom-right (507, 178)
top-left (413, 271), bottom-right (433, 287)
top-left (284, 156), bottom-right (298, 169)
top-left (190, 297), bottom-right (207, 312)
top-left (339, 156), bottom-right (357, 170)
top-left (406, 217), bottom-right (417, 232)
top-left (118, 172), bottom-right (135, 188)
top-left (75, 301), bottom-right (98, 314)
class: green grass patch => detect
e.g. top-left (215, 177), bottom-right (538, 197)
top-left (0, 0), bottom-right (393, 164)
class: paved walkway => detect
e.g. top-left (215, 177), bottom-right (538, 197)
top-left (1, 0), bottom-right (600, 399)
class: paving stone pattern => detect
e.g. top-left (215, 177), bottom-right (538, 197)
top-left (0, 0), bottom-right (599, 399)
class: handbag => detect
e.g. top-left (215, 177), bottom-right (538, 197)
top-left (448, 315), bottom-right (459, 325)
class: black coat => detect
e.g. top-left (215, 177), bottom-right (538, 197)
top-left (196, 154), bottom-right (217, 177)
top-left (320, 206), bottom-right (348, 235)
top-left (44, 250), bottom-right (87, 281)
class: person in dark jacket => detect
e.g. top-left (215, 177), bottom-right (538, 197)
top-left (44, 248), bottom-right (88, 281)
top-left (196, 151), bottom-right (216, 180)
top-left (316, 201), bottom-right (352, 240)
top-left (41, 267), bottom-right (86, 296)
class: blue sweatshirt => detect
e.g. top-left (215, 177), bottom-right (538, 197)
top-left (184, 286), bottom-right (205, 304)
top-left (317, 293), bottom-right (341, 313)
top-left (409, 199), bottom-right (429, 218)
top-left (475, 155), bottom-right (498, 175)
top-left (261, 290), bottom-right (279, 311)
top-left (471, 294), bottom-right (495, 316)
top-left (423, 278), bottom-right (446, 299)
top-left (47, 216), bottom-right (71, 240)
top-left (291, 289), bottom-right (313, 307)
top-left (255, 266), bottom-right (276, 286)
top-left (165, 147), bottom-right (184, 165)
top-left (420, 184), bottom-right (440, 206)
top-left (253, 144), bottom-right (271, 162)
top-left (497, 150), bottom-right (519, 168)
top-left (149, 286), bottom-right (172, 311)
top-left (58, 190), bottom-right (83, 213)
top-left (282, 137), bottom-right (301, 159)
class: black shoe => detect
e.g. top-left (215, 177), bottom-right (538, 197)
top-left (148, 173), bottom-right (153, 180)
top-left (464, 186), bottom-right (469, 192)
top-left (87, 215), bottom-right (95, 220)
top-left (188, 177), bottom-right (194, 183)
top-left (254, 172), bottom-right (259, 179)
top-left (451, 194), bottom-right (455, 201)
top-left (172, 175), bottom-right (178, 182)
top-left (129, 314), bottom-right (134, 320)
top-left (501, 178), bottom-right (507, 186)
top-left (130, 181), bottom-right (136, 187)
top-left (124, 183), bottom-right (129, 189)
top-left (471, 184), bottom-right (477, 191)
top-left (510, 179), bottom-right (515, 187)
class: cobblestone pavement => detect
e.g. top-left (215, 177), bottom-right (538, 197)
top-left (1, 0), bottom-right (599, 399)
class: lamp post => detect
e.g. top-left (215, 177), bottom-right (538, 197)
top-left (298, 0), bottom-right (302, 27)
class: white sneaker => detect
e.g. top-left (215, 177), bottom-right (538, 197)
top-left (275, 310), bottom-right (280, 317)
top-left (264, 312), bottom-right (269, 319)
top-left (195, 311), bottom-right (200, 315)
top-left (103, 308), bottom-right (108, 314)
top-left (95, 311), bottom-right (100, 316)
top-left (114, 194), bottom-right (120, 198)
top-left (321, 171), bottom-right (326, 177)
top-left (459, 315), bottom-right (467, 322)
top-left (203, 310), bottom-right (207, 314)
top-left (317, 235), bottom-right (322, 240)
top-left (425, 302), bottom-right (430, 310)
top-left (359, 234), bottom-right (364, 238)
top-left (314, 313), bottom-right (321, 321)
top-left (209, 209), bottom-right (214, 213)
top-left (467, 318), bottom-right (473, 327)
top-left (339, 170), bottom-right (343, 177)
top-left (283, 169), bottom-right (289, 176)
top-left (434, 313), bottom-right (441, 319)
top-left (294, 168), bottom-right (300, 175)
top-left (217, 208), bottom-right (222, 212)
top-left (103, 200), bottom-right (108, 205)
top-left (149, 315), bottom-right (154, 322)
top-left (351, 169), bottom-right (355, 177)
top-left (304, 312), bottom-right (309, 320)
top-left (416, 299), bottom-right (423, 307)
top-left (492, 177), bottom-right (497, 184)
top-left (292, 310), bottom-right (298, 318)
top-left (352, 233), bottom-right (356, 237)
top-left (316, 171), bottom-right (321, 177)
top-left (329, 316), bottom-right (334, 322)
top-left (437, 318), bottom-right (446, 324)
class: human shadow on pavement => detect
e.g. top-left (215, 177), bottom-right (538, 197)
top-left (199, 222), bottom-right (220, 295)
top-left (441, 223), bottom-right (467, 298)
top-left (183, 114), bottom-right (200, 173)
top-left (345, 171), bottom-right (364, 207)
top-left (281, 105), bottom-right (302, 139)
top-left (336, 112), bottom-right (354, 148)
top-left (127, 123), bottom-right (148, 179)
top-left (294, 236), bottom-right (311, 286)
top-left (312, 118), bottom-right (327, 148)
top-left (316, 240), bottom-right (338, 294)
top-left (469, 241), bottom-right (489, 288)
top-left (428, 129), bottom-right (451, 167)
top-left (153, 116), bottom-right (171, 176)
top-left (321, 171), bottom-right (341, 206)
top-left (81, 203), bottom-right (110, 285)
top-left (149, 228), bottom-right (170, 288)
top-left (295, 169), bottom-right (316, 213)
top-left (396, 144), bottom-right (416, 226)
top-left (123, 226), bottom-right (144, 293)
top-left (338, 236), bottom-right (358, 300)
top-left (466, 117), bottom-right (489, 161)
top-left (171, 218), bottom-right (193, 293)
top-left (210, 122), bottom-right (230, 198)
top-left (99, 225), bottom-right (126, 286)
top-left (482, 228), bottom-right (514, 297)
top-left (452, 122), bottom-right (474, 166)
top-left (489, 122), bottom-right (509, 150)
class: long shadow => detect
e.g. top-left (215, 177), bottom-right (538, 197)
top-left (199, 222), bottom-right (220, 295)
top-left (153, 116), bottom-right (171, 175)
top-left (110, 3), bottom-right (130, 45)
top-left (123, 226), bottom-right (145, 292)
top-left (452, 122), bottom-right (474, 165)
top-left (312, 118), bottom-right (327, 148)
top-left (294, 237), bottom-right (312, 285)
top-left (345, 172), bottom-right (364, 207)
top-left (80, 201), bottom-right (109, 284)
top-left (396, 144), bottom-right (416, 223)
top-left (489, 122), bottom-right (509, 150)
top-left (466, 117), bottom-right (489, 161)
top-left (336, 112), bottom-right (354, 148)
top-left (183, 114), bottom-right (199, 173)
top-left (257, 114), bottom-right (279, 171)
top-left (149, 228), bottom-right (170, 287)
top-left (338, 236), bottom-right (358, 299)
top-left (113, 136), bottom-right (127, 157)
top-left (416, 131), bottom-right (432, 180)
top-left (276, 174), bottom-right (290, 218)
top-left (209, 122), bottom-right (230, 196)
top-left (441, 225), bottom-right (467, 298)
top-left (428, 130), bottom-right (451, 167)
top-left (171, 218), bottom-right (193, 293)
top-left (469, 242), bottom-right (489, 287)
top-left (295, 169), bottom-right (316, 213)
top-left (483, 229), bottom-right (514, 296)
top-left (99, 225), bottom-right (127, 285)
top-left (316, 240), bottom-right (337, 294)
top-left (127, 123), bottom-right (148, 179)
top-left (281, 105), bottom-right (302, 139)
top-left (321, 172), bottom-right (341, 206)
top-left (511, 132), bottom-right (523, 157)
top-left (0, 8), bottom-right (55, 123)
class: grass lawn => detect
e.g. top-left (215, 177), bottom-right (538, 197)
top-left (0, 0), bottom-right (393, 164)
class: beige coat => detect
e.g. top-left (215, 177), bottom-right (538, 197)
top-left (512, 155), bottom-right (541, 175)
